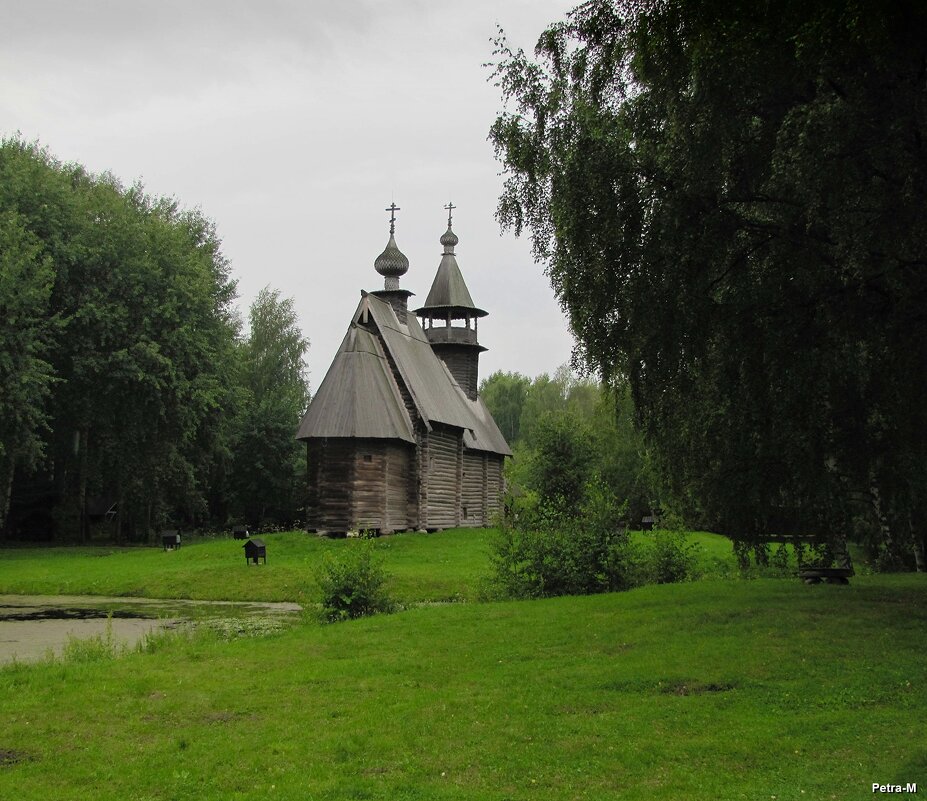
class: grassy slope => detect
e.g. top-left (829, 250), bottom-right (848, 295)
top-left (0, 528), bottom-right (740, 604)
top-left (0, 529), bottom-right (499, 603)
top-left (1, 575), bottom-right (924, 800)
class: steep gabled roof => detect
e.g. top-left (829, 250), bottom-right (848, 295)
top-left (296, 323), bottom-right (415, 443)
top-left (363, 294), bottom-right (478, 431)
top-left (297, 293), bottom-right (510, 457)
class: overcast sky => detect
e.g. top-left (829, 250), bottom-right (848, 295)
top-left (0, 0), bottom-right (579, 389)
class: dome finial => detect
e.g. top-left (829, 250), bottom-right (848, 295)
top-left (374, 201), bottom-right (409, 290)
top-left (440, 200), bottom-right (459, 253)
top-left (386, 201), bottom-right (399, 235)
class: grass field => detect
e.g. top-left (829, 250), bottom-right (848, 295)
top-left (0, 530), bottom-right (923, 800)
top-left (0, 528), bottom-right (748, 604)
top-left (0, 528), bottom-right (501, 604)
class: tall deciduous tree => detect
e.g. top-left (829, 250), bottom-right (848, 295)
top-left (231, 287), bottom-right (310, 526)
top-left (0, 211), bottom-right (55, 531)
top-left (490, 1), bottom-right (927, 563)
top-left (479, 371), bottom-right (530, 443)
top-left (0, 137), bottom-right (239, 540)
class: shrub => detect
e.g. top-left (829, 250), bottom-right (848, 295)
top-left (640, 531), bottom-right (697, 584)
top-left (314, 545), bottom-right (393, 622)
top-left (486, 523), bottom-right (643, 600)
top-left (486, 482), bottom-right (638, 599)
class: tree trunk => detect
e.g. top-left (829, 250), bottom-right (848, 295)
top-left (832, 533), bottom-right (852, 570)
top-left (869, 472), bottom-right (894, 554)
top-left (911, 515), bottom-right (926, 573)
top-left (78, 425), bottom-right (89, 544)
top-left (914, 538), bottom-right (926, 573)
top-left (0, 456), bottom-right (14, 540)
top-left (115, 488), bottom-right (125, 545)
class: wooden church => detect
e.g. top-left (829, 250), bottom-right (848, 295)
top-left (296, 204), bottom-right (511, 535)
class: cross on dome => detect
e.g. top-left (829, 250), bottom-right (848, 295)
top-left (386, 202), bottom-right (400, 235)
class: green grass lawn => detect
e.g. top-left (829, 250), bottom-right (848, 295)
top-left (0, 528), bottom-right (747, 604)
top-left (1, 530), bottom-right (920, 799)
top-left (0, 528), bottom-right (500, 604)
top-left (0, 529), bottom-right (756, 603)
top-left (1, 574), bottom-right (924, 800)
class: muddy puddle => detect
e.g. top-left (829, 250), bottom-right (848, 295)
top-left (0, 595), bottom-right (302, 664)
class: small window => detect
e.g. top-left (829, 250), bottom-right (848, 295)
top-left (462, 506), bottom-right (468, 520)
top-left (363, 454), bottom-right (372, 462)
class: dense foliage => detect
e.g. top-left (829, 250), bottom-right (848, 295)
top-left (314, 544), bottom-right (394, 622)
top-left (229, 288), bottom-right (310, 526)
top-left (479, 367), bottom-right (701, 598)
top-left (486, 484), bottom-right (697, 600)
top-left (481, 367), bottom-right (658, 526)
top-left (0, 138), bottom-right (309, 540)
top-left (489, 0), bottom-right (927, 568)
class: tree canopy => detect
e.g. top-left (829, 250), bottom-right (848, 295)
top-left (0, 138), bottom-right (310, 540)
top-left (481, 368), bottom-right (657, 525)
top-left (230, 287), bottom-right (311, 526)
top-left (490, 0), bottom-right (927, 564)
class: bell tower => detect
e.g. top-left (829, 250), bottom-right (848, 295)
top-left (414, 203), bottom-right (487, 400)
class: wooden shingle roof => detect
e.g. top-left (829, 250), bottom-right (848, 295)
top-left (462, 395), bottom-right (512, 456)
top-left (364, 295), bottom-right (479, 432)
top-left (414, 253), bottom-right (487, 318)
top-left (297, 293), bottom-right (510, 456)
top-left (295, 322), bottom-right (415, 443)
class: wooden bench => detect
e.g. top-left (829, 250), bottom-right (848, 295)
top-left (798, 567), bottom-right (854, 585)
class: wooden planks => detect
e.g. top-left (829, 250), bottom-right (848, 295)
top-left (486, 456), bottom-right (503, 521)
top-left (461, 451), bottom-right (486, 526)
top-left (306, 439), bottom-right (354, 532)
top-left (384, 443), bottom-right (413, 531)
top-left (425, 427), bottom-right (460, 529)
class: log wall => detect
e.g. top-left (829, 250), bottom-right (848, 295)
top-left (461, 451), bottom-right (486, 526)
top-left (306, 439), bottom-right (354, 533)
top-left (431, 345), bottom-right (480, 400)
top-left (306, 438), bottom-right (413, 533)
top-left (424, 426), bottom-right (461, 529)
top-left (486, 455), bottom-right (504, 521)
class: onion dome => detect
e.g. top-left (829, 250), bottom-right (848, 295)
top-left (440, 226), bottom-right (459, 251)
top-left (374, 202), bottom-right (409, 290)
top-left (439, 201), bottom-right (459, 252)
top-left (374, 234), bottom-right (410, 278)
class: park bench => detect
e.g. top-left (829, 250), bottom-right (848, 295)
top-left (798, 566), bottom-right (854, 585)
top-left (755, 534), bottom-right (854, 584)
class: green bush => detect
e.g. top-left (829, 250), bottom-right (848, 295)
top-left (314, 545), bottom-right (393, 622)
top-left (487, 482), bottom-right (638, 599)
top-left (640, 531), bottom-right (697, 584)
top-left (486, 525), bottom-right (640, 600)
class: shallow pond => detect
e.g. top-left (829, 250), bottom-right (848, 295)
top-left (0, 594), bottom-right (302, 664)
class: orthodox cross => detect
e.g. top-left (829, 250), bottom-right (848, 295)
top-left (385, 202), bottom-right (400, 235)
top-left (444, 200), bottom-right (456, 227)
